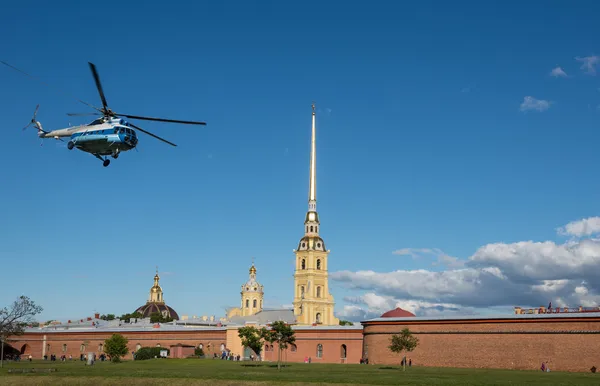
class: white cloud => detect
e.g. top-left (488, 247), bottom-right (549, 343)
top-left (576, 55), bottom-right (599, 75)
top-left (550, 66), bottom-right (568, 77)
top-left (520, 96), bottom-right (551, 112)
top-left (393, 248), bottom-right (465, 268)
top-left (331, 216), bottom-right (600, 320)
top-left (557, 216), bottom-right (600, 237)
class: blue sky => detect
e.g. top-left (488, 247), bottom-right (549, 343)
top-left (2, 0), bottom-right (600, 322)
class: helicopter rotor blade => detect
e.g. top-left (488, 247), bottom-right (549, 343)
top-left (128, 122), bottom-right (177, 147)
top-left (116, 113), bottom-right (206, 126)
top-left (0, 61), bottom-right (102, 113)
top-left (88, 62), bottom-right (109, 113)
top-left (67, 112), bottom-right (102, 117)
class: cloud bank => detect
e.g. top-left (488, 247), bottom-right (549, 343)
top-left (332, 216), bottom-right (600, 322)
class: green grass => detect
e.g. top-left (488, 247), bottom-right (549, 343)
top-left (0, 359), bottom-right (597, 385)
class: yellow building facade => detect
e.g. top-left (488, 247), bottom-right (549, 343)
top-left (226, 263), bottom-right (264, 319)
top-left (292, 104), bottom-right (339, 326)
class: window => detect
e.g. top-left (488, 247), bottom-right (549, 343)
top-left (291, 344), bottom-right (297, 352)
top-left (62, 344), bottom-right (67, 352)
top-left (317, 259), bottom-right (321, 270)
top-left (98, 343), bottom-right (103, 352)
top-left (253, 299), bottom-right (257, 308)
top-left (301, 259), bottom-right (306, 269)
top-left (156, 343), bottom-right (161, 347)
top-left (316, 313), bottom-right (321, 323)
top-left (341, 344), bottom-right (347, 359)
top-left (316, 344), bottom-right (323, 358)
top-left (136, 344), bottom-right (142, 351)
top-left (46, 344), bottom-right (50, 352)
top-left (310, 226), bottom-right (313, 232)
top-left (246, 299), bottom-right (249, 308)
top-left (306, 226), bottom-right (308, 232)
top-left (199, 343), bottom-right (203, 349)
top-left (317, 286), bottom-right (321, 298)
top-left (300, 286), bottom-right (305, 297)
top-left (316, 226), bottom-right (318, 232)
top-left (80, 344), bottom-right (86, 352)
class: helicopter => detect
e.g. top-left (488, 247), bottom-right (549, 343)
top-left (3, 61), bottom-right (206, 167)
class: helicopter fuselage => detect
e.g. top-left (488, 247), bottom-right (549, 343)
top-left (39, 118), bottom-right (138, 157)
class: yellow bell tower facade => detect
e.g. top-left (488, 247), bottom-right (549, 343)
top-left (149, 267), bottom-right (164, 303)
top-left (292, 103), bottom-right (339, 326)
top-left (240, 262), bottom-right (264, 317)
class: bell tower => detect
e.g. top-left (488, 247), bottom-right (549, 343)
top-left (292, 103), bottom-right (339, 326)
top-left (240, 260), bottom-right (264, 317)
top-left (149, 267), bottom-right (164, 303)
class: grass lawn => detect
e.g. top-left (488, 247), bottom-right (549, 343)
top-left (0, 359), bottom-right (597, 385)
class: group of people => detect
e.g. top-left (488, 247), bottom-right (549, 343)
top-left (214, 351), bottom-right (242, 361)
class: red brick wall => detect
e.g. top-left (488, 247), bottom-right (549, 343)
top-left (9, 328), bottom-right (364, 364)
top-left (362, 317), bottom-right (600, 372)
top-left (262, 329), bottom-right (364, 364)
top-left (9, 330), bottom-right (227, 360)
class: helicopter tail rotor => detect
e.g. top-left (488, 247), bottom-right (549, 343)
top-left (22, 104), bottom-right (40, 131)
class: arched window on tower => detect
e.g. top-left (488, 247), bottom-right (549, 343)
top-left (301, 259), bottom-right (306, 270)
top-left (317, 286), bottom-right (321, 298)
top-left (317, 259), bottom-right (321, 270)
top-left (316, 226), bottom-right (318, 232)
top-left (316, 313), bottom-right (322, 323)
top-left (316, 343), bottom-right (323, 358)
top-left (310, 226), bottom-right (313, 232)
top-left (306, 226), bottom-right (308, 232)
top-left (246, 299), bottom-right (249, 308)
top-left (300, 286), bottom-right (305, 297)
top-left (253, 299), bottom-right (257, 308)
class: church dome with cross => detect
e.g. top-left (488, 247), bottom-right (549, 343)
top-left (134, 269), bottom-right (180, 321)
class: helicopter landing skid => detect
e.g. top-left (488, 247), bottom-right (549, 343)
top-left (93, 153), bottom-right (111, 167)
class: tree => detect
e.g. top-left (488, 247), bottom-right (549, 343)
top-left (0, 296), bottom-right (43, 368)
top-left (339, 320), bottom-right (354, 326)
top-left (119, 312), bottom-right (142, 323)
top-left (263, 321), bottom-right (296, 370)
top-left (100, 314), bottom-right (116, 321)
top-left (388, 328), bottom-right (419, 371)
top-left (238, 326), bottom-right (268, 360)
top-left (103, 333), bottom-right (129, 363)
top-left (149, 312), bottom-right (173, 323)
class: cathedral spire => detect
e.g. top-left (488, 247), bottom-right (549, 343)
top-left (308, 102), bottom-right (317, 212)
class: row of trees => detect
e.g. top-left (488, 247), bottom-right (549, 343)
top-left (238, 320), bottom-right (295, 370)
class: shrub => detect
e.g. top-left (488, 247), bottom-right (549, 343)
top-left (194, 347), bottom-right (205, 357)
top-left (134, 347), bottom-right (170, 360)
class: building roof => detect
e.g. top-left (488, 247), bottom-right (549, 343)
top-left (362, 310), bottom-right (600, 324)
top-left (228, 309), bottom-right (297, 325)
top-left (380, 307), bottom-right (416, 318)
top-left (135, 302), bottom-right (180, 320)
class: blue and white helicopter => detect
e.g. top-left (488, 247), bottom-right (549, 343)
top-left (7, 61), bottom-right (206, 167)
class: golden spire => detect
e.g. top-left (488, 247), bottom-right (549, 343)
top-left (249, 257), bottom-right (257, 275)
top-left (308, 102), bottom-right (317, 211)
